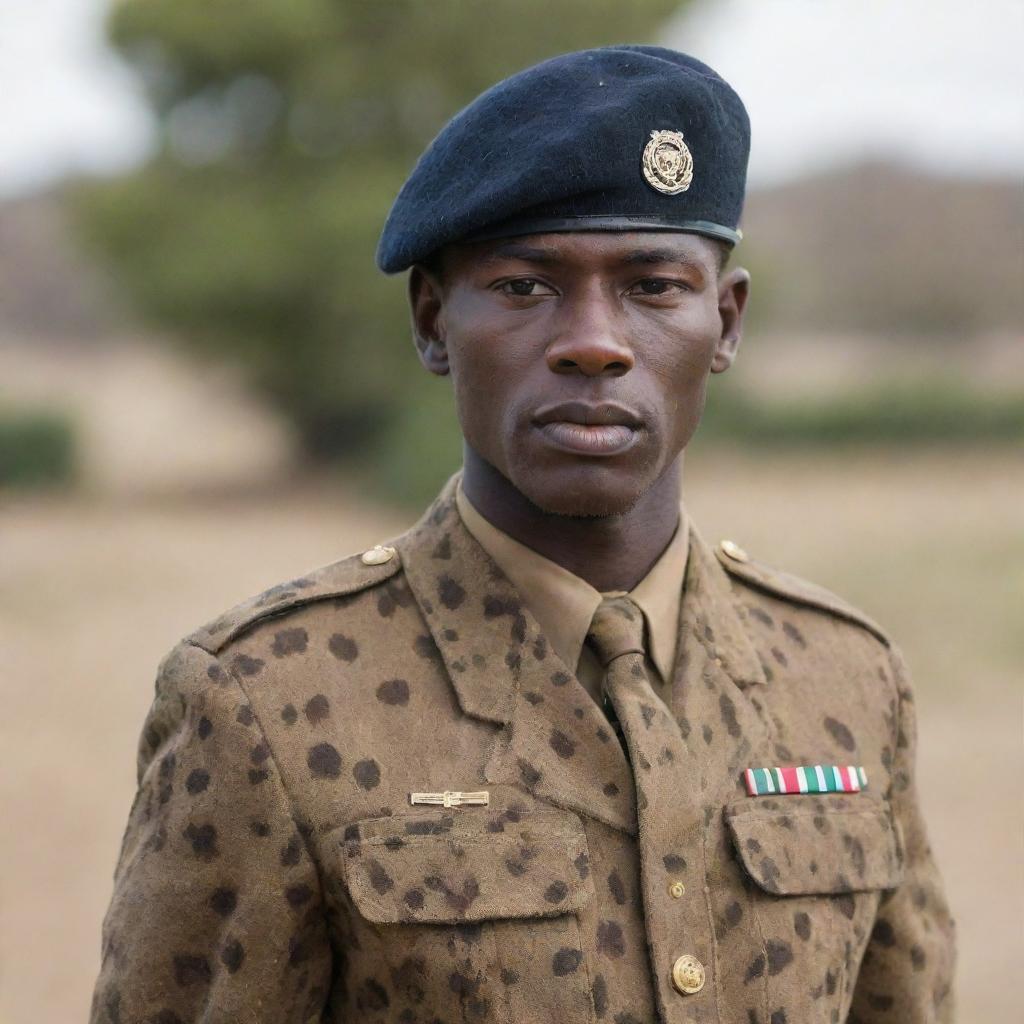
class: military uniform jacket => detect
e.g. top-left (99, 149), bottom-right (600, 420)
top-left (91, 471), bottom-right (955, 1024)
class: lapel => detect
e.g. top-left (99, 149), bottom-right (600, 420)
top-left (600, 527), bottom-right (771, 1024)
top-left (396, 471), bottom-right (771, 838)
top-left (630, 524), bottom-right (770, 827)
top-left (663, 521), bottom-right (771, 806)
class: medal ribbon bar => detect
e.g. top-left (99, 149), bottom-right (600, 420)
top-left (744, 765), bottom-right (867, 796)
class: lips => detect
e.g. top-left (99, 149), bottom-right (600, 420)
top-left (532, 400), bottom-right (643, 429)
top-left (531, 400), bottom-right (643, 456)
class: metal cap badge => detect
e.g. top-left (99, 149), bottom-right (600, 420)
top-left (642, 129), bottom-right (694, 195)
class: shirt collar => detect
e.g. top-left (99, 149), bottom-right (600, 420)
top-left (454, 477), bottom-right (688, 682)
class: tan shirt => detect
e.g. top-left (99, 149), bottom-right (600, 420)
top-left (455, 477), bottom-right (689, 703)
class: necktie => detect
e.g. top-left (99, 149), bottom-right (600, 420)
top-left (585, 595), bottom-right (651, 759)
top-left (587, 594), bottom-right (711, 1010)
top-left (584, 588), bottom-right (764, 1015)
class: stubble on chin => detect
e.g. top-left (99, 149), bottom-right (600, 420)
top-left (507, 461), bottom-right (651, 520)
top-left (499, 422), bottom-right (665, 519)
top-left (542, 494), bottom-right (641, 519)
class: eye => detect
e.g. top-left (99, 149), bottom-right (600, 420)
top-left (498, 278), bottom-right (557, 297)
top-left (628, 278), bottom-right (689, 297)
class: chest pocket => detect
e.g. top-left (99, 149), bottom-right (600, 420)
top-left (337, 806), bottom-right (596, 1024)
top-left (725, 796), bottom-right (904, 895)
top-left (723, 795), bottom-right (904, 1023)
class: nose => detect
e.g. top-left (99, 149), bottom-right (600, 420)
top-left (545, 295), bottom-right (634, 377)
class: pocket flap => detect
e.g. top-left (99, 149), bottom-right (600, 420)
top-left (725, 796), bottom-right (904, 896)
top-left (339, 807), bottom-right (592, 924)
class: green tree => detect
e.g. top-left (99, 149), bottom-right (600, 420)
top-left (74, 0), bottom-right (680, 500)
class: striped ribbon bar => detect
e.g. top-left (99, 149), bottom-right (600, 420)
top-left (744, 764), bottom-right (867, 796)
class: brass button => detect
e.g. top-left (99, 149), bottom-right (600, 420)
top-left (720, 539), bottom-right (749, 563)
top-left (361, 544), bottom-right (396, 566)
top-left (668, 880), bottom-right (685, 899)
top-left (671, 954), bottom-right (705, 995)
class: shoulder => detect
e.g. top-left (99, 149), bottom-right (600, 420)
top-left (138, 540), bottom-right (410, 777)
top-left (184, 542), bottom-right (406, 657)
top-left (713, 538), bottom-right (891, 649)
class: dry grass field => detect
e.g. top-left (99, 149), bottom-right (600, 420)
top-left (1, 447), bottom-right (1020, 1023)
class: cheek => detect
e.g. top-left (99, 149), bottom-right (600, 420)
top-left (637, 328), bottom-right (719, 442)
top-left (656, 341), bottom-right (715, 381)
top-left (642, 327), bottom-right (718, 401)
top-left (444, 324), bottom-right (535, 446)
top-left (631, 298), bottom-right (719, 370)
top-left (445, 293), bottom-right (549, 384)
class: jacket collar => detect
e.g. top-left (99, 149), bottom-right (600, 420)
top-left (454, 477), bottom-right (689, 686)
top-left (396, 470), bottom-right (769, 835)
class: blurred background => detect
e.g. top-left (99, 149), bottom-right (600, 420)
top-left (0, 0), bottom-right (1020, 1020)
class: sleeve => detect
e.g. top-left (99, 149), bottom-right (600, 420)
top-left (89, 641), bottom-right (331, 1024)
top-left (848, 644), bottom-right (956, 1022)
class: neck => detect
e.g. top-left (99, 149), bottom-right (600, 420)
top-left (460, 444), bottom-right (683, 592)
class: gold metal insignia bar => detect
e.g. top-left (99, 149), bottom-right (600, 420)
top-left (409, 790), bottom-right (490, 808)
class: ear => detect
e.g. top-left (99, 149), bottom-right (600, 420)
top-left (409, 265), bottom-right (449, 376)
top-left (711, 266), bottom-right (751, 374)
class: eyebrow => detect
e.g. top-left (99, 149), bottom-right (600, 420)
top-left (478, 243), bottom-right (562, 266)
top-left (477, 241), bottom-right (707, 270)
top-left (620, 247), bottom-right (706, 270)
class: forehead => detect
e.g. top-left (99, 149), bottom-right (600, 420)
top-left (440, 231), bottom-right (720, 274)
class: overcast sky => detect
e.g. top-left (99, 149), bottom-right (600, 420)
top-left (1, 0), bottom-right (1021, 198)
top-left (667, 0), bottom-right (1024, 185)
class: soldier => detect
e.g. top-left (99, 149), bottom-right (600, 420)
top-left (91, 46), bottom-right (955, 1023)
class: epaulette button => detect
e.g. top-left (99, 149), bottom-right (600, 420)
top-left (720, 539), bottom-right (749, 563)
top-left (361, 544), bottom-right (396, 566)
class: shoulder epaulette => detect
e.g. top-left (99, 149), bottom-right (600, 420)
top-left (714, 540), bottom-right (891, 647)
top-left (188, 543), bottom-right (403, 655)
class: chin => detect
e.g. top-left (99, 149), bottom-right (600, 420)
top-left (509, 460), bottom-right (652, 519)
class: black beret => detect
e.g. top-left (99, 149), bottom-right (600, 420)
top-left (376, 45), bottom-right (750, 274)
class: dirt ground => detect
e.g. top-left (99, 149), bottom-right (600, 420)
top-left (1, 448), bottom-right (1020, 1023)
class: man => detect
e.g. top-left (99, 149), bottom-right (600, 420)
top-left (91, 46), bottom-right (954, 1023)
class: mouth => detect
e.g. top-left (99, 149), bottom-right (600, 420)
top-left (531, 400), bottom-right (643, 457)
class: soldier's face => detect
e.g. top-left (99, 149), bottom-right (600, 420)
top-left (410, 232), bottom-right (749, 516)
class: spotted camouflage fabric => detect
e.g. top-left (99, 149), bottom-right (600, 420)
top-left (91, 469), bottom-right (954, 1023)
